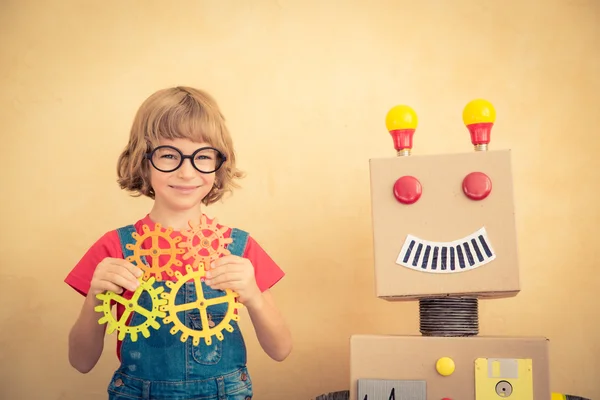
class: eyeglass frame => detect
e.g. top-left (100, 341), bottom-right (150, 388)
top-left (144, 145), bottom-right (227, 174)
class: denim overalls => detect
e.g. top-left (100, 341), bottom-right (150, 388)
top-left (107, 224), bottom-right (253, 400)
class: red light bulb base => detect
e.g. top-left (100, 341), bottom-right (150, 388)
top-left (466, 122), bottom-right (493, 151)
top-left (389, 129), bottom-right (415, 156)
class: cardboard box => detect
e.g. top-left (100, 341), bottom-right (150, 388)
top-left (369, 150), bottom-right (520, 300)
top-left (350, 334), bottom-right (550, 400)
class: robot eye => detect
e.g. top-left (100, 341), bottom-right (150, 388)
top-left (462, 172), bottom-right (492, 200)
top-left (393, 176), bottom-right (422, 204)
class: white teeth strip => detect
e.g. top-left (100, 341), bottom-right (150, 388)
top-left (395, 227), bottom-right (496, 273)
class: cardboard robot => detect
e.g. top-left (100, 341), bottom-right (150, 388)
top-left (349, 100), bottom-right (550, 400)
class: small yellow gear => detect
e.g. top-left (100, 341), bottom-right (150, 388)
top-left (179, 215), bottom-right (233, 270)
top-left (126, 223), bottom-right (185, 281)
top-left (95, 276), bottom-right (167, 342)
top-left (159, 264), bottom-right (242, 346)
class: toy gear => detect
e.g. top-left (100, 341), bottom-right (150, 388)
top-left (179, 214), bottom-right (233, 270)
top-left (126, 223), bottom-right (185, 281)
top-left (160, 264), bottom-right (242, 346)
top-left (95, 276), bottom-right (167, 342)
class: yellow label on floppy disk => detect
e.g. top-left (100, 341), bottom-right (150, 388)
top-left (475, 358), bottom-right (533, 399)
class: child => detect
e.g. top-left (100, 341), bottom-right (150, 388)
top-left (65, 86), bottom-right (292, 400)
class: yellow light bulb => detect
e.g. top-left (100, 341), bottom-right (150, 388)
top-left (385, 105), bottom-right (418, 156)
top-left (462, 99), bottom-right (496, 151)
top-left (462, 99), bottom-right (496, 125)
top-left (386, 105), bottom-right (418, 131)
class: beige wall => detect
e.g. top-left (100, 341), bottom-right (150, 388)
top-left (1, 1), bottom-right (598, 399)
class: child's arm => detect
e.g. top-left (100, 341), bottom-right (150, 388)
top-left (206, 255), bottom-right (292, 362)
top-left (68, 258), bottom-right (142, 373)
top-left (68, 294), bottom-right (108, 373)
top-left (245, 289), bottom-right (292, 362)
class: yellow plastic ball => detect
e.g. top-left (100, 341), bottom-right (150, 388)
top-left (385, 105), bottom-right (418, 131)
top-left (462, 99), bottom-right (496, 125)
top-left (435, 356), bottom-right (455, 376)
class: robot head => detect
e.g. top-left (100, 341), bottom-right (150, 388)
top-left (370, 100), bottom-right (520, 300)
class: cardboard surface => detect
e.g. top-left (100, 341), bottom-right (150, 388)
top-left (350, 335), bottom-right (550, 400)
top-left (369, 150), bottom-right (520, 300)
top-left (349, 334), bottom-right (550, 400)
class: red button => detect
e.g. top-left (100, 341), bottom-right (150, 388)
top-left (462, 171), bottom-right (492, 200)
top-left (393, 176), bottom-right (422, 204)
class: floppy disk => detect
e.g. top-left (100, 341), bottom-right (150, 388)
top-left (475, 358), bottom-right (533, 399)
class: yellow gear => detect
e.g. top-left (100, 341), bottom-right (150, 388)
top-left (95, 276), bottom-right (167, 341)
top-left (179, 214), bottom-right (233, 270)
top-left (126, 223), bottom-right (185, 281)
top-left (159, 264), bottom-right (242, 346)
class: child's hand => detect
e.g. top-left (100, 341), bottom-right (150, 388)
top-left (205, 255), bottom-right (261, 307)
top-left (88, 258), bottom-right (143, 297)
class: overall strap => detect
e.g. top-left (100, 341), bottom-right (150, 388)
top-left (116, 224), bottom-right (138, 260)
top-left (227, 228), bottom-right (249, 257)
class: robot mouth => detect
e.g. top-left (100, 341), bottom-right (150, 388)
top-left (395, 227), bottom-right (496, 273)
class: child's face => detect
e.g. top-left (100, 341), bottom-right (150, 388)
top-left (149, 138), bottom-right (219, 211)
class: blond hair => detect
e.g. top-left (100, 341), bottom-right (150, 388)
top-left (117, 86), bottom-right (244, 205)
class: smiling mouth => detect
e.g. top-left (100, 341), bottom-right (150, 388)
top-left (396, 227), bottom-right (496, 273)
top-left (170, 185), bottom-right (199, 191)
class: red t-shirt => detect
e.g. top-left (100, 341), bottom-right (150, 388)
top-left (64, 214), bottom-right (284, 360)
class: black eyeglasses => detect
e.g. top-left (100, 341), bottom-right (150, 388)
top-left (145, 145), bottom-right (227, 174)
